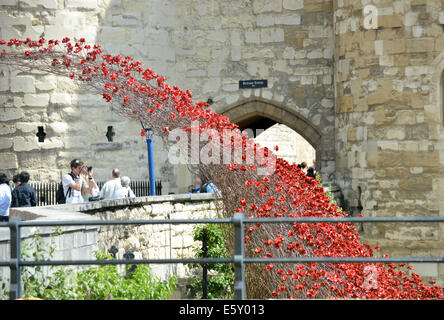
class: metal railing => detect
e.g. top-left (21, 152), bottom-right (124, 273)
top-left (29, 180), bottom-right (162, 206)
top-left (1, 214), bottom-right (444, 300)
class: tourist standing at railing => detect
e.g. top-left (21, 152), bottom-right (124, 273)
top-left (81, 166), bottom-right (100, 202)
top-left (100, 168), bottom-right (122, 199)
top-left (0, 173), bottom-right (11, 222)
top-left (9, 174), bottom-right (20, 191)
top-left (11, 171), bottom-right (37, 208)
top-left (63, 159), bottom-right (88, 204)
top-left (114, 176), bottom-right (136, 199)
top-left (188, 177), bottom-right (203, 193)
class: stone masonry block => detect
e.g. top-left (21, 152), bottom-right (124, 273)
top-left (16, 122), bottom-right (38, 133)
top-left (50, 93), bottom-right (72, 106)
top-left (65, 0), bottom-right (98, 10)
top-left (10, 75), bottom-right (35, 93)
top-left (378, 15), bottom-right (402, 28)
top-left (406, 39), bottom-right (435, 53)
top-left (24, 93), bottom-right (50, 107)
top-left (0, 138), bottom-right (12, 150)
top-left (253, 0), bottom-right (282, 14)
top-left (275, 15), bottom-right (301, 25)
top-left (283, 0), bottom-right (303, 10)
top-left (0, 108), bottom-right (23, 122)
top-left (261, 28), bottom-right (284, 43)
top-left (35, 76), bottom-right (57, 91)
top-left (13, 136), bottom-right (40, 152)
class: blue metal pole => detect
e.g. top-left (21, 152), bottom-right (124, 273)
top-left (140, 121), bottom-right (156, 196)
top-left (146, 131), bottom-right (156, 196)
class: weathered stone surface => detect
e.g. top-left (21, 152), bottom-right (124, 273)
top-left (41, 137), bottom-right (64, 149)
top-left (0, 124), bottom-right (16, 135)
top-left (65, 0), bottom-right (97, 10)
top-left (283, 0), bottom-right (303, 10)
top-left (19, 0), bottom-right (57, 9)
top-left (48, 122), bottom-right (68, 134)
top-left (24, 93), bottom-right (50, 107)
top-left (50, 93), bottom-right (72, 105)
top-left (0, 107), bottom-right (24, 122)
top-left (16, 122), bottom-right (38, 133)
top-left (334, 0), bottom-right (444, 286)
top-left (0, 0), bottom-right (442, 285)
top-left (0, 152), bottom-right (18, 169)
top-left (10, 76), bottom-right (35, 93)
top-left (252, 0), bottom-right (282, 14)
top-left (0, 138), bottom-right (12, 150)
top-left (13, 136), bottom-right (40, 152)
top-left (35, 76), bottom-right (57, 91)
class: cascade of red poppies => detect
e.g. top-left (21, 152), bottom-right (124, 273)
top-left (1, 37), bottom-right (443, 299)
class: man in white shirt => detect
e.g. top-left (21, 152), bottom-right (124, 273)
top-left (0, 173), bottom-right (12, 221)
top-left (62, 159), bottom-right (89, 204)
top-left (100, 168), bottom-right (122, 199)
top-left (114, 176), bottom-right (136, 199)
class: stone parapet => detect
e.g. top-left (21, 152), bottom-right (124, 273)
top-left (0, 193), bottom-right (219, 298)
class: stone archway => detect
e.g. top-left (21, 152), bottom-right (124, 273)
top-left (220, 97), bottom-right (322, 149)
top-left (219, 97), bottom-right (341, 207)
top-left (219, 97), bottom-right (336, 179)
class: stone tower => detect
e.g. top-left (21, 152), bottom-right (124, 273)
top-left (334, 0), bottom-right (444, 283)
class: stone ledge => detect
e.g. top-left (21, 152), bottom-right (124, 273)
top-left (7, 193), bottom-right (218, 218)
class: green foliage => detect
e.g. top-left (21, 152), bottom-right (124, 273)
top-left (188, 224), bottom-right (234, 299)
top-left (1, 229), bottom-right (177, 300)
top-left (0, 275), bottom-right (8, 300)
top-left (75, 251), bottom-right (177, 300)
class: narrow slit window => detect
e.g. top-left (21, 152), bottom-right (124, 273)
top-left (106, 126), bottom-right (115, 142)
top-left (36, 126), bottom-right (46, 142)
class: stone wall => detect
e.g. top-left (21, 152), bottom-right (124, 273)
top-left (333, 0), bottom-right (444, 283)
top-left (254, 123), bottom-right (316, 166)
top-left (0, 204), bottom-right (99, 294)
top-left (0, 0), bottom-right (336, 194)
top-left (87, 193), bottom-right (218, 280)
top-left (1, 0), bottom-right (444, 287)
top-left (0, 193), bottom-right (218, 298)
top-left (1, 191), bottom-right (444, 296)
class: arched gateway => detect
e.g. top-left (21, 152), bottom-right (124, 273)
top-left (220, 97), bottom-right (343, 209)
top-left (220, 98), bottom-right (322, 148)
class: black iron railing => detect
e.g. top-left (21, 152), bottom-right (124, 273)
top-left (1, 214), bottom-right (444, 300)
top-left (29, 180), bottom-right (162, 206)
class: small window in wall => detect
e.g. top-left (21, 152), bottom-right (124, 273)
top-left (106, 126), bottom-right (115, 142)
top-left (36, 126), bottom-right (46, 142)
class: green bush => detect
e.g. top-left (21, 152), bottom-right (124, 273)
top-left (1, 229), bottom-right (177, 300)
top-left (188, 224), bottom-right (234, 299)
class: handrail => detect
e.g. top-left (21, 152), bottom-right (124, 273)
top-left (1, 214), bottom-right (443, 300)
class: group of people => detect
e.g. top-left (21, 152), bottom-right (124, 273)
top-left (0, 159), bottom-right (137, 221)
top-left (298, 160), bottom-right (317, 179)
top-left (0, 171), bottom-right (38, 222)
top-left (63, 159), bottom-right (135, 204)
top-left (187, 177), bottom-right (218, 194)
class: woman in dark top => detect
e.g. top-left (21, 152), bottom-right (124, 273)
top-left (11, 171), bottom-right (37, 207)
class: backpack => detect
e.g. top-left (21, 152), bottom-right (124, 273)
top-left (201, 182), bottom-right (212, 193)
top-left (56, 173), bottom-right (75, 204)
